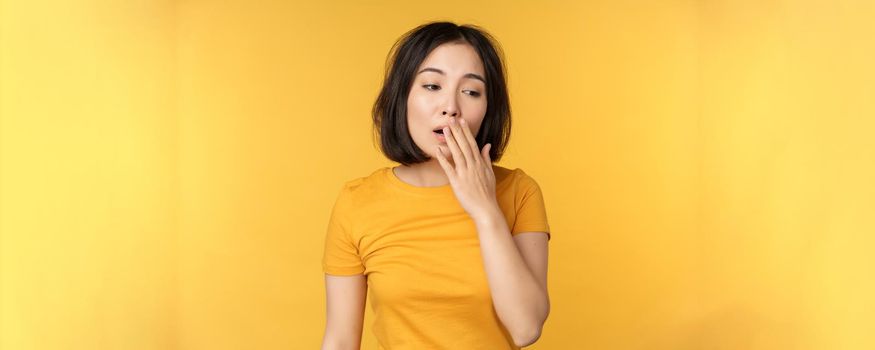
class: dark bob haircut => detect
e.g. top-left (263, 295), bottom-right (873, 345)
top-left (372, 21), bottom-right (512, 166)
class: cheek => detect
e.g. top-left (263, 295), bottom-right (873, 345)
top-left (465, 104), bottom-right (488, 130)
top-left (407, 91), bottom-right (433, 114)
top-left (464, 98), bottom-right (487, 115)
top-left (406, 93), bottom-right (434, 140)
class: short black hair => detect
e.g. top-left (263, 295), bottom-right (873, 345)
top-left (372, 21), bottom-right (512, 166)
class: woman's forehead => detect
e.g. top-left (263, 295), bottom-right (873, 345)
top-left (418, 42), bottom-right (485, 77)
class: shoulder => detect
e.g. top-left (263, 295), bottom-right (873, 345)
top-left (510, 167), bottom-right (537, 183)
top-left (333, 167), bottom-right (390, 205)
top-left (495, 166), bottom-right (541, 191)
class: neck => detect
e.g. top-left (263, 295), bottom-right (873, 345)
top-left (393, 158), bottom-right (453, 187)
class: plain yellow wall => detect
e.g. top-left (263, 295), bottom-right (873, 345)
top-left (1, 1), bottom-right (179, 349)
top-left (1, 0), bottom-right (873, 349)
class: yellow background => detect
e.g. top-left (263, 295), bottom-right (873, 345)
top-left (1, 0), bottom-right (873, 349)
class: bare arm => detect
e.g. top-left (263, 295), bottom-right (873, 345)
top-left (321, 273), bottom-right (367, 350)
top-left (474, 210), bottom-right (550, 348)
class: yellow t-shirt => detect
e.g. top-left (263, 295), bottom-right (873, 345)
top-left (322, 165), bottom-right (551, 349)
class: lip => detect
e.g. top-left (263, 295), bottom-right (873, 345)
top-left (433, 130), bottom-right (446, 143)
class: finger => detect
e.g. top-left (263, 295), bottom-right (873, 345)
top-left (459, 118), bottom-right (482, 168)
top-left (434, 145), bottom-right (454, 176)
top-left (449, 118), bottom-right (475, 169)
top-left (481, 143), bottom-right (494, 180)
top-left (443, 125), bottom-right (467, 172)
top-left (481, 143), bottom-right (491, 163)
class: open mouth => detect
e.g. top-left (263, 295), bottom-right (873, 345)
top-left (433, 128), bottom-right (446, 142)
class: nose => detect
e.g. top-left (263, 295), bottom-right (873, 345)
top-left (441, 94), bottom-right (460, 118)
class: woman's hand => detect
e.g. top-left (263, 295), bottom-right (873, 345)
top-left (434, 117), bottom-right (500, 221)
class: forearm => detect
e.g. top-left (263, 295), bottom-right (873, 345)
top-left (321, 335), bottom-right (360, 350)
top-left (474, 208), bottom-right (550, 344)
top-left (321, 326), bottom-right (362, 350)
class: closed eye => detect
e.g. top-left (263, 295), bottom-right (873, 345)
top-left (422, 84), bottom-right (482, 97)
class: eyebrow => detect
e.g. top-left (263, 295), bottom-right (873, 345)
top-left (417, 67), bottom-right (486, 84)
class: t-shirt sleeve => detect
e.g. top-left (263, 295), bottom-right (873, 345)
top-left (511, 171), bottom-right (551, 241)
top-left (322, 183), bottom-right (366, 275)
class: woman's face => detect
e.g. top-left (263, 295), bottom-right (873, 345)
top-left (406, 41), bottom-right (488, 162)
